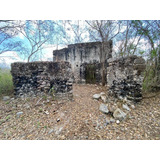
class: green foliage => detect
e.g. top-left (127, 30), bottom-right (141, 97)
top-left (6, 115), bottom-right (11, 120)
top-left (139, 50), bottom-right (145, 55)
top-left (142, 63), bottom-right (157, 92)
top-left (49, 86), bottom-right (55, 100)
top-left (39, 108), bottom-right (43, 112)
top-left (151, 48), bottom-right (158, 59)
top-left (42, 95), bottom-right (47, 100)
top-left (0, 68), bottom-right (14, 96)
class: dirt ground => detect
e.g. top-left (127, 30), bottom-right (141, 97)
top-left (0, 84), bottom-right (159, 140)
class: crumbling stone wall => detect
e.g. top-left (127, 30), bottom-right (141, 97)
top-left (11, 61), bottom-right (73, 99)
top-left (107, 55), bottom-right (146, 102)
top-left (53, 41), bottom-right (112, 83)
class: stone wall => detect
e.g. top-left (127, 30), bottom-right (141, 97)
top-left (53, 41), bottom-right (112, 83)
top-left (107, 55), bottom-right (146, 102)
top-left (11, 61), bottom-right (73, 99)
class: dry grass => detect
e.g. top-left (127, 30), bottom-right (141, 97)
top-left (0, 69), bottom-right (14, 97)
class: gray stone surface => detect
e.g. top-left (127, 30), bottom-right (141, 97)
top-left (110, 118), bottom-right (116, 123)
top-left (99, 103), bottom-right (109, 114)
top-left (53, 41), bottom-right (112, 84)
top-left (11, 61), bottom-right (73, 99)
top-left (93, 94), bottom-right (101, 100)
top-left (105, 118), bottom-right (110, 126)
top-left (107, 55), bottom-right (146, 102)
top-left (130, 105), bottom-right (135, 109)
top-left (113, 108), bottom-right (127, 121)
top-left (122, 104), bottom-right (131, 111)
top-left (101, 95), bottom-right (107, 103)
top-left (3, 96), bottom-right (10, 101)
top-left (108, 105), bottom-right (118, 113)
top-left (16, 112), bottom-right (23, 117)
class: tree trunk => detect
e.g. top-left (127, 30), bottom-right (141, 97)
top-left (101, 61), bottom-right (106, 86)
top-left (101, 42), bottom-right (106, 86)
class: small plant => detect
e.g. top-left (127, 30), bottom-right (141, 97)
top-left (49, 86), bottom-right (55, 101)
top-left (39, 108), bottom-right (43, 112)
top-left (5, 101), bottom-right (10, 105)
top-left (0, 119), bottom-right (5, 125)
top-left (37, 122), bottom-right (41, 128)
top-left (6, 115), bottom-right (11, 120)
top-left (20, 116), bottom-right (24, 121)
top-left (44, 125), bottom-right (47, 129)
top-left (42, 95), bottom-right (47, 101)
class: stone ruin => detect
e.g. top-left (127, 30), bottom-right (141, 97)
top-left (53, 41), bottom-right (112, 83)
top-left (10, 41), bottom-right (146, 103)
top-left (107, 55), bottom-right (146, 102)
top-left (11, 61), bottom-right (73, 99)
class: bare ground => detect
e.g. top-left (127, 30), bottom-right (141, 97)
top-left (0, 84), bottom-right (159, 140)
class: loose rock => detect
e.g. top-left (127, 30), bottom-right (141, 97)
top-left (44, 111), bottom-right (49, 115)
top-left (108, 104), bottom-right (118, 113)
top-left (3, 96), bottom-right (10, 101)
top-left (130, 105), bottom-right (135, 109)
top-left (48, 129), bottom-right (54, 134)
top-left (93, 94), bottom-right (101, 100)
top-left (110, 118), bottom-right (116, 123)
top-left (101, 95), bottom-right (107, 103)
top-left (122, 104), bottom-right (131, 111)
top-left (105, 118), bottom-right (110, 126)
top-left (99, 103), bottom-right (109, 114)
top-left (16, 112), bottom-right (23, 117)
top-left (113, 108), bottom-right (126, 121)
top-left (116, 120), bottom-right (120, 124)
top-left (100, 92), bottom-right (105, 96)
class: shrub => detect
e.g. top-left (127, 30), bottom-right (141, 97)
top-left (0, 68), bottom-right (14, 96)
top-left (142, 62), bottom-right (159, 92)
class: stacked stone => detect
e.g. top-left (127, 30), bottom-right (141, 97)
top-left (53, 41), bottom-right (112, 84)
top-left (107, 55), bottom-right (146, 102)
top-left (11, 61), bottom-right (73, 99)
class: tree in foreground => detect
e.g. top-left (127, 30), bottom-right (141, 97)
top-left (85, 20), bottom-right (122, 86)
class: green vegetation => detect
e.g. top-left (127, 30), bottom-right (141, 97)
top-left (49, 86), bottom-right (55, 100)
top-left (142, 63), bottom-right (159, 92)
top-left (0, 68), bottom-right (14, 97)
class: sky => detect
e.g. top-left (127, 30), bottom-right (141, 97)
top-left (0, 20), bottom-right (159, 68)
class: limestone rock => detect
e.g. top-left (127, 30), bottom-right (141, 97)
top-left (130, 105), bottom-right (135, 109)
top-left (100, 92), bottom-right (105, 96)
top-left (122, 104), bottom-right (131, 111)
top-left (93, 94), bottom-right (101, 100)
top-left (99, 103), bottom-right (109, 114)
top-left (101, 95), bottom-right (107, 103)
top-left (113, 108), bottom-right (126, 121)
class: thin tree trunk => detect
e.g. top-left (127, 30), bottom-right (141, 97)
top-left (101, 42), bottom-right (106, 86)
